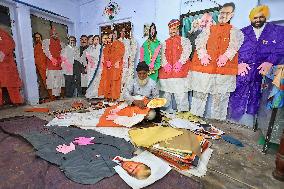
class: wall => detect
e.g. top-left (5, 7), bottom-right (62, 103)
top-left (79, 0), bottom-right (156, 46)
top-left (260, 0), bottom-right (284, 22)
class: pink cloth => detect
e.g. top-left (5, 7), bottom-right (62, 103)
top-left (173, 61), bottom-right (182, 72)
top-left (163, 63), bottom-right (172, 73)
top-left (106, 60), bottom-right (112, 68)
top-left (149, 45), bottom-right (162, 69)
top-left (257, 62), bottom-right (273, 75)
top-left (201, 54), bottom-right (211, 66)
top-left (56, 142), bottom-right (75, 154)
top-left (61, 56), bottom-right (73, 73)
top-left (216, 54), bottom-right (229, 67)
top-left (86, 54), bottom-right (95, 68)
top-left (140, 47), bottom-right (144, 62)
top-left (73, 137), bottom-right (95, 146)
top-left (238, 62), bottom-right (251, 76)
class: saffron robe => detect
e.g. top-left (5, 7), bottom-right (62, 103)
top-left (98, 40), bottom-right (125, 100)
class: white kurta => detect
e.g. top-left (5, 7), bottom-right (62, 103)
top-left (61, 45), bottom-right (80, 75)
top-left (42, 39), bottom-right (65, 96)
top-left (159, 37), bottom-right (192, 112)
top-left (188, 26), bottom-right (244, 120)
top-left (84, 44), bottom-right (102, 99)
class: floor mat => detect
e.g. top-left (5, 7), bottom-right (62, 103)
top-left (0, 116), bottom-right (203, 189)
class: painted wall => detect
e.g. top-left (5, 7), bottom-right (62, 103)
top-left (260, 0), bottom-right (284, 22)
top-left (79, 0), bottom-right (156, 46)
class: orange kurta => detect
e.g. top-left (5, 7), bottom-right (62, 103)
top-left (98, 40), bottom-right (125, 100)
top-left (34, 42), bottom-right (47, 85)
top-left (0, 29), bottom-right (23, 105)
top-left (190, 23), bottom-right (238, 75)
top-left (159, 35), bottom-right (190, 79)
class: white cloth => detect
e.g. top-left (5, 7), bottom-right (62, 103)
top-left (61, 45), bottom-right (80, 75)
top-left (114, 151), bottom-right (171, 189)
top-left (81, 73), bottom-right (88, 87)
top-left (159, 78), bottom-right (189, 93)
top-left (188, 71), bottom-right (236, 94)
top-left (190, 91), bottom-right (230, 120)
top-left (46, 110), bottom-right (105, 127)
top-left (84, 44), bottom-right (103, 99)
top-left (168, 118), bottom-right (201, 130)
top-left (46, 69), bottom-right (65, 96)
top-left (162, 92), bottom-right (189, 112)
top-left (178, 148), bottom-right (213, 177)
top-left (123, 78), bottom-right (159, 105)
top-left (253, 23), bottom-right (266, 41)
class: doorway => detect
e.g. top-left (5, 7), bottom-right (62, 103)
top-left (30, 14), bottom-right (68, 102)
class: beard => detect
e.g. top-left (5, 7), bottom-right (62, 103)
top-left (138, 78), bottom-right (149, 86)
top-left (251, 19), bottom-right (266, 29)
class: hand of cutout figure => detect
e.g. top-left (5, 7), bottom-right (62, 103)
top-left (201, 54), bottom-right (211, 66)
top-left (73, 137), bottom-right (95, 145)
top-left (216, 54), bottom-right (229, 67)
top-left (0, 51), bottom-right (5, 62)
top-left (257, 62), bottom-right (273, 75)
top-left (51, 57), bottom-right (58, 66)
top-left (163, 63), bottom-right (172, 73)
top-left (106, 113), bottom-right (119, 120)
top-left (115, 61), bottom-right (120, 69)
top-left (56, 142), bottom-right (75, 154)
top-left (173, 61), bottom-right (182, 73)
top-left (106, 61), bottom-right (111, 68)
top-left (238, 62), bottom-right (251, 76)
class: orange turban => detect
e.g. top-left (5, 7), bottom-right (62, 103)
top-left (249, 5), bottom-right (270, 21)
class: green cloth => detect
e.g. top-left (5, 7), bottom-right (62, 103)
top-left (142, 39), bottom-right (161, 81)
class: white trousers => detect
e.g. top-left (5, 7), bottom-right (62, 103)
top-left (190, 91), bottom-right (230, 120)
top-left (46, 70), bottom-right (65, 96)
top-left (163, 92), bottom-right (189, 112)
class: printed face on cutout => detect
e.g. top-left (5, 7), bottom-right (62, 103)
top-left (251, 12), bottom-right (266, 28)
top-left (169, 25), bottom-right (179, 37)
top-left (218, 6), bottom-right (234, 24)
top-left (121, 161), bottom-right (151, 180)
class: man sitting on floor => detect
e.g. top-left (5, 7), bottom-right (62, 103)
top-left (97, 61), bottom-right (160, 127)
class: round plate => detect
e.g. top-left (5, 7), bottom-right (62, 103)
top-left (147, 98), bottom-right (167, 108)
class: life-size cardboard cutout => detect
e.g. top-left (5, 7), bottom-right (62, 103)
top-left (0, 28), bottom-right (23, 105)
top-left (84, 35), bottom-right (103, 99)
top-left (228, 5), bottom-right (284, 120)
top-left (140, 23), bottom-right (162, 81)
top-left (61, 36), bottom-right (81, 97)
top-left (98, 31), bottom-right (125, 100)
top-left (159, 19), bottom-right (192, 112)
top-left (42, 26), bottom-right (65, 97)
top-left (188, 3), bottom-right (244, 120)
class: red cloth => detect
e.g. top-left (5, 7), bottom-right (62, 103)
top-left (190, 24), bottom-right (238, 75)
top-left (0, 29), bottom-right (22, 88)
top-left (159, 35), bottom-right (190, 79)
top-left (47, 38), bottom-right (62, 70)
